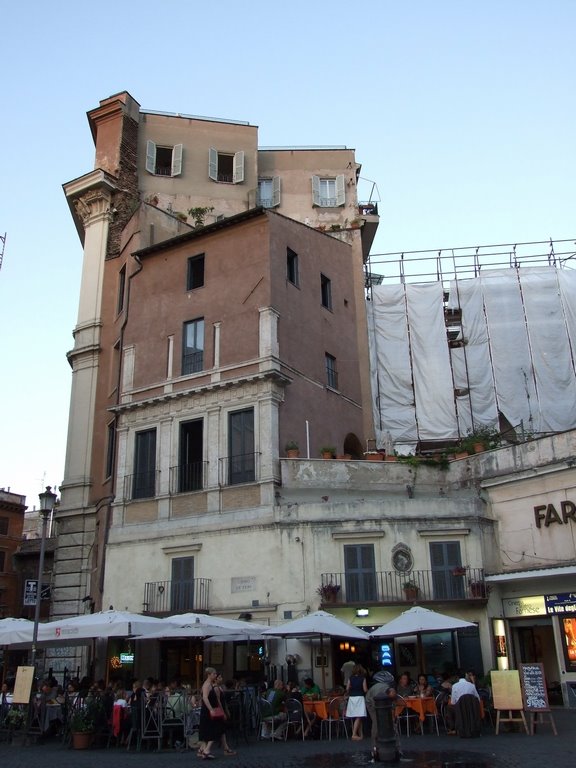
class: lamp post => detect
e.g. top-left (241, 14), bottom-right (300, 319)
top-left (30, 486), bottom-right (57, 670)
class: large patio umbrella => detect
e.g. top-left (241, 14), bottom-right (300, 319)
top-left (36, 609), bottom-right (167, 641)
top-left (370, 605), bottom-right (477, 669)
top-left (163, 612), bottom-right (270, 634)
top-left (262, 610), bottom-right (370, 691)
top-left (0, 618), bottom-right (35, 645)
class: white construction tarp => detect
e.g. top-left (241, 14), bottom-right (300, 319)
top-left (368, 266), bottom-right (576, 446)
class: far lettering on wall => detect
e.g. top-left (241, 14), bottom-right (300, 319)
top-left (534, 500), bottom-right (576, 528)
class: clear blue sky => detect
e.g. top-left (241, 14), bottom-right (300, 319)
top-left (1, 1), bottom-right (574, 508)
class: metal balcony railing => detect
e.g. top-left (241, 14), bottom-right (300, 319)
top-left (219, 452), bottom-right (260, 486)
top-left (320, 568), bottom-right (488, 604)
top-left (169, 462), bottom-right (208, 494)
top-left (124, 471), bottom-right (160, 501)
top-left (143, 578), bottom-right (211, 615)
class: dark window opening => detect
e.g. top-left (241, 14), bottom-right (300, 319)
top-left (0, 517), bottom-right (8, 536)
top-left (171, 556), bottom-right (195, 612)
top-left (105, 421), bottom-right (115, 480)
top-left (229, 408), bottom-right (255, 485)
top-left (117, 266), bottom-right (126, 314)
top-left (321, 273), bottom-right (332, 310)
top-left (287, 248), bottom-right (299, 286)
top-left (187, 254), bottom-right (205, 291)
top-left (217, 153), bottom-right (234, 183)
top-left (325, 353), bottom-right (338, 389)
top-left (155, 146), bottom-right (173, 176)
top-left (179, 419), bottom-right (203, 492)
top-left (133, 428), bottom-right (157, 499)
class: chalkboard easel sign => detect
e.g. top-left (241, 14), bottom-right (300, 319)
top-left (519, 663), bottom-right (558, 735)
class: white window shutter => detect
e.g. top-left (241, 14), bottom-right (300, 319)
top-left (146, 140), bottom-right (156, 174)
top-left (272, 176), bottom-right (281, 207)
top-left (209, 147), bottom-right (218, 181)
top-left (233, 151), bottom-right (245, 184)
top-left (171, 144), bottom-right (183, 177)
top-left (336, 174), bottom-right (346, 206)
top-left (312, 175), bottom-right (320, 206)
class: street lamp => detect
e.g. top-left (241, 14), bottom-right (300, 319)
top-left (30, 485), bottom-right (57, 670)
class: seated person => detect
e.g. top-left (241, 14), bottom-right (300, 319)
top-left (445, 670), bottom-right (481, 735)
top-left (260, 680), bottom-right (287, 738)
top-left (415, 673), bottom-right (434, 698)
top-left (300, 677), bottom-right (322, 700)
top-left (395, 672), bottom-right (416, 698)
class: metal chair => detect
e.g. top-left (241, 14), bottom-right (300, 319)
top-left (423, 696), bottom-right (440, 735)
top-left (477, 688), bottom-right (494, 729)
top-left (258, 697), bottom-right (279, 742)
top-left (394, 695), bottom-right (420, 737)
top-left (320, 696), bottom-right (349, 740)
top-left (283, 698), bottom-right (305, 741)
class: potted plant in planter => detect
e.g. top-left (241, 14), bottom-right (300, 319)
top-left (316, 582), bottom-right (341, 603)
top-left (285, 440), bottom-right (300, 458)
top-left (6, 706), bottom-right (26, 745)
top-left (319, 445), bottom-right (336, 459)
top-left (69, 702), bottom-right (98, 749)
top-left (364, 450), bottom-right (384, 461)
top-left (452, 565), bottom-right (467, 577)
top-left (403, 579), bottom-right (420, 601)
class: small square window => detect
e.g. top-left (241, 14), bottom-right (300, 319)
top-left (257, 177), bottom-right (281, 208)
top-left (287, 248), bottom-right (299, 286)
top-left (321, 273), bottom-right (332, 310)
top-left (312, 174), bottom-right (345, 207)
top-left (187, 254), bottom-right (205, 291)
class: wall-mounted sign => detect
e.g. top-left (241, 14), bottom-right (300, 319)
top-left (231, 576), bottom-right (256, 593)
top-left (534, 500), bottom-right (576, 528)
top-left (545, 592), bottom-right (576, 615)
top-left (502, 595), bottom-right (546, 618)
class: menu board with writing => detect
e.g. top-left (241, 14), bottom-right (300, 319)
top-left (13, 665), bottom-right (34, 704)
top-left (491, 670), bottom-right (523, 710)
top-left (520, 663), bottom-right (549, 712)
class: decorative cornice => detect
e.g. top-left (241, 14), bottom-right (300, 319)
top-left (63, 169), bottom-right (119, 243)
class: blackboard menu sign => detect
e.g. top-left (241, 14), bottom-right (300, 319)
top-left (520, 663), bottom-right (550, 712)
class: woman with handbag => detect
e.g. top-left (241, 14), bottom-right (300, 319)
top-left (198, 667), bottom-right (228, 759)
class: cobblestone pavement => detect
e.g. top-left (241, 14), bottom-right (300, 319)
top-left (1, 708), bottom-right (574, 768)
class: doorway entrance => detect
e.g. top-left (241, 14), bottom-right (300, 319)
top-left (510, 618), bottom-right (562, 704)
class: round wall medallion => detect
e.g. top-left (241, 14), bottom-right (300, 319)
top-left (392, 546), bottom-right (413, 573)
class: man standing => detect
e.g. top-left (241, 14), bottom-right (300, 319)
top-left (341, 659), bottom-right (356, 687)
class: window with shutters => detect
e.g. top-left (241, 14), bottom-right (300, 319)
top-left (312, 175), bottom-right (345, 207)
top-left (344, 544), bottom-right (377, 602)
top-left (209, 147), bottom-right (245, 184)
top-left (171, 556), bottom-right (195, 612)
top-left (429, 541), bottom-right (465, 599)
top-left (228, 408), bottom-right (255, 485)
top-left (182, 318), bottom-right (204, 375)
top-left (132, 428), bottom-right (157, 500)
top-left (145, 140), bottom-right (183, 177)
top-left (257, 177), bottom-right (281, 208)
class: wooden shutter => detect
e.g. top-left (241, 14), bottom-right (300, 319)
top-left (145, 140), bottom-right (156, 174)
top-left (336, 174), bottom-right (345, 206)
top-left (208, 147), bottom-right (218, 181)
top-left (171, 144), bottom-right (183, 176)
top-left (272, 175), bottom-right (281, 207)
top-left (312, 175), bottom-right (321, 206)
top-left (233, 151), bottom-right (245, 184)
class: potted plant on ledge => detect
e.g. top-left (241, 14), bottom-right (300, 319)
top-left (403, 580), bottom-right (420, 601)
top-left (316, 582), bottom-right (341, 603)
top-left (469, 580), bottom-right (489, 599)
top-left (319, 445), bottom-right (336, 459)
top-left (285, 441), bottom-right (300, 458)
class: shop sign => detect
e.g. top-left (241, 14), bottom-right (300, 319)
top-left (544, 592), bottom-right (576, 615)
top-left (502, 595), bottom-right (546, 617)
top-left (534, 500), bottom-right (576, 528)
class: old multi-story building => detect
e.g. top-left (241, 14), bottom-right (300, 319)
top-left (0, 489), bottom-right (26, 618)
top-left (55, 92), bottom-right (575, 701)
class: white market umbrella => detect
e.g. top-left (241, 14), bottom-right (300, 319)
top-left (0, 618), bottom-right (35, 645)
top-left (262, 611), bottom-right (369, 691)
top-left (36, 609), bottom-right (167, 641)
top-left (370, 605), bottom-right (476, 669)
top-left (370, 606), bottom-right (476, 637)
top-left (164, 612), bottom-right (270, 634)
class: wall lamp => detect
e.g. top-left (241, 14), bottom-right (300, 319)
top-left (356, 608), bottom-right (370, 618)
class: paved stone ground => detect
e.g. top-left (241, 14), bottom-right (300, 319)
top-left (1, 708), bottom-right (574, 768)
